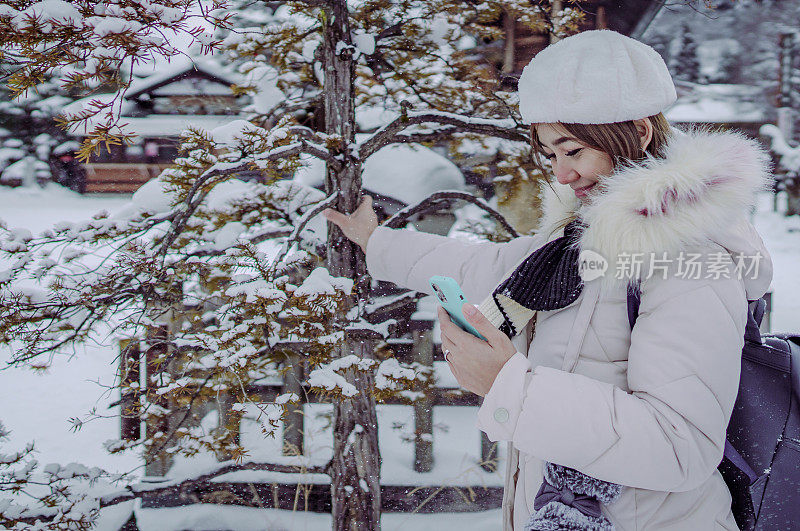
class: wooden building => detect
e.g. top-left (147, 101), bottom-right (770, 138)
top-left (486, 1), bottom-right (665, 88)
top-left (70, 58), bottom-right (246, 193)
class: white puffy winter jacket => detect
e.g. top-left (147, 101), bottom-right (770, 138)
top-left (365, 128), bottom-right (774, 530)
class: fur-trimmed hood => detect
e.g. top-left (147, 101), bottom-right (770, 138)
top-left (537, 127), bottom-right (774, 299)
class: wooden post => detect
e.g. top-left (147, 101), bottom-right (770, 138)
top-left (502, 11), bottom-right (516, 74)
top-left (215, 389), bottom-right (242, 462)
top-left (282, 356), bottom-right (305, 457)
top-left (411, 319), bottom-right (434, 473)
top-left (120, 338), bottom-right (141, 441)
top-left (595, 5), bottom-right (608, 30)
top-left (761, 291), bottom-right (772, 334)
top-left (144, 325), bottom-right (172, 477)
top-left (778, 32), bottom-right (795, 140)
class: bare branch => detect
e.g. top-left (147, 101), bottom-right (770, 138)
top-left (384, 190), bottom-right (519, 238)
top-left (358, 111), bottom-right (528, 160)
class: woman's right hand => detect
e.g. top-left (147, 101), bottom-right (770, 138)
top-left (322, 195), bottom-right (379, 254)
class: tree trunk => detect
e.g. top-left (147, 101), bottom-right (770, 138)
top-left (411, 320), bottom-right (434, 473)
top-left (322, 1), bottom-right (381, 529)
top-left (786, 176), bottom-right (800, 216)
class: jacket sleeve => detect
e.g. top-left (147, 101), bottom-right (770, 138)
top-left (477, 273), bottom-right (749, 492)
top-left (365, 226), bottom-right (545, 302)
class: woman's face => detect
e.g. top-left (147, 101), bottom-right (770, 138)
top-left (534, 123), bottom-right (614, 202)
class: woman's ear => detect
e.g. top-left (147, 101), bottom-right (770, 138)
top-left (634, 118), bottom-right (654, 151)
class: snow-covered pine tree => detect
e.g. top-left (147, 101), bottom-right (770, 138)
top-left (0, 1), bottom-right (564, 528)
top-left (672, 22), bottom-right (700, 82)
top-left (0, 56), bottom-right (72, 187)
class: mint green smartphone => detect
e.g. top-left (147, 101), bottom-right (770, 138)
top-left (429, 275), bottom-right (487, 341)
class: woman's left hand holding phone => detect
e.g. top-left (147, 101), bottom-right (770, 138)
top-left (439, 304), bottom-right (517, 397)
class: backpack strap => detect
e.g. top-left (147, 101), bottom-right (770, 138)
top-left (744, 299), bottom-right (766, 344)
top-left (625, 282), bottom-right (762, 487)
top-left (723, 440), bottom-right (758, 485)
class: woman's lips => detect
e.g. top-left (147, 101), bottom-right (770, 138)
top-left (573, 183), bottom-right (596, 198)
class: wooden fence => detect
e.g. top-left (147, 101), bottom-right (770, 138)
top-left (116, 292), bottom-right (502, 513)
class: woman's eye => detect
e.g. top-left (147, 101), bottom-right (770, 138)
top-left (544, 148), bottom-right (581, 161)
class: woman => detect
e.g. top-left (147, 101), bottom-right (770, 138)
top-left (323, 30), bottom-right (772, 530)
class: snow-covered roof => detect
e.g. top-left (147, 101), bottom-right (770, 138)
top-left (665, 83), bottom-right (769, 124)
top-left (63, 110), bottom-right (247, 138)
top-left (62, 93), bottom-right (137, 122)
top-left (105, 115), bottom-right (246, 138)
top-left (294, 141), bottom-right (466, 206)
top-left (126, 56), bottom-right (243, 100)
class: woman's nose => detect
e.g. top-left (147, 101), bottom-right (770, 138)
top-left (554, 161), bottom-right (579, 185)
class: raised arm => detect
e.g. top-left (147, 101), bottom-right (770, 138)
top-left (324, 197), bottom-right (544, 302)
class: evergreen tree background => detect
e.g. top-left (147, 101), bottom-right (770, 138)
top-left (672, 22), bottom-right (700, 83)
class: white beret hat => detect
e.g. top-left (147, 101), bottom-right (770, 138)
top-left (518, 30), bottom-right (677, 125)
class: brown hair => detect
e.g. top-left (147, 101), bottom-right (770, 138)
top-left (530, 113), bottom-right (672, 176)
top-left (530, 113), bottom-right (673, 232)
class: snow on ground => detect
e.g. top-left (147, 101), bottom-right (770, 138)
top-left (752, 192), bottom-right (800, 333)
top-left (0, 185), bottom-right (138, 474)
top-left (132, 504), bottom-right (502, 531)
top-left (1, 184), bottom-right (799, 530)
top-left (0, 340), bottom-right (142, 475)
top-left (0, 184), bottom-right (131, 234)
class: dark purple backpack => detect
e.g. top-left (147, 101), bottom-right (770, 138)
top-left (628, 286), bottom-right (800, 531)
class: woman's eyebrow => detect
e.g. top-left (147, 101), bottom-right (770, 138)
top-left (536, 136), bottom-right (576, 150)
top-left (552, 136), bottom-right (575, 146)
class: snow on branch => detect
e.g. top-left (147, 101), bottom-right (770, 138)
top-left (760, 124), bottom-right (800, 173)
top-left (358, 109), bottom-right (529, 160)
top-left (384, 190), bottom-right (519, 238)
top-left (0, 0), bottom-right (232, 159)
top-left (0, 421), bottom-right (113, 529)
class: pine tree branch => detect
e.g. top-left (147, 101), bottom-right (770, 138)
top-left (384, 190), bottom-right (519, 238)
top-left (156, 141), bottom-right (338, 262)
top-left (358, 111), bottom-right (528, 160)
top-left (183, 228), bottom-right (295, 258)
